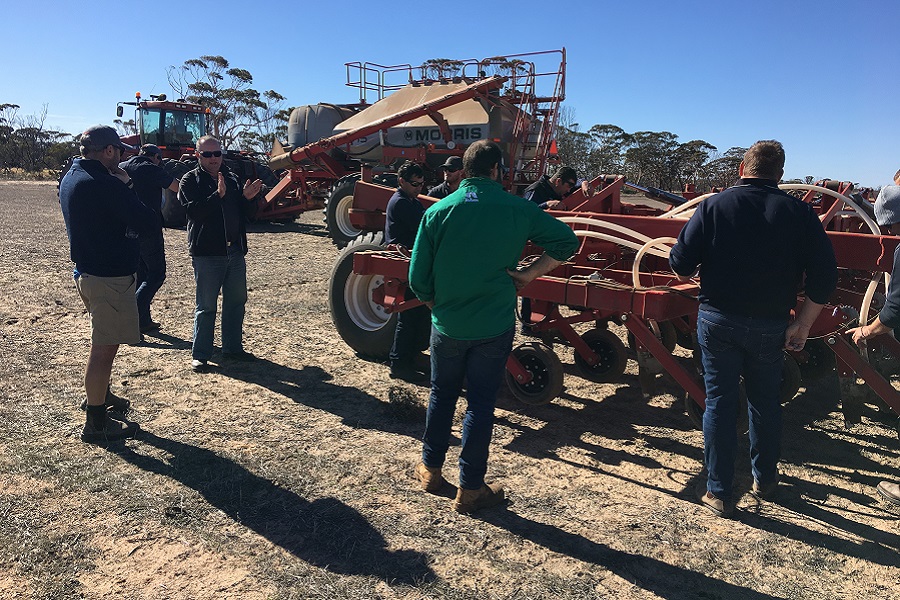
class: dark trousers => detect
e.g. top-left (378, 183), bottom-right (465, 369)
top-left (698, 308), bottom-right (786, 501)
top-left (389, 289), bottom-right (431, 367)
top-left (422, 326), bottom-right (515, 489)
top-left (136, 230), bottom-right (166, 327)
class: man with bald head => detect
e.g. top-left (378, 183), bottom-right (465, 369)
top-left (179, 136), bottom-right (262, 372)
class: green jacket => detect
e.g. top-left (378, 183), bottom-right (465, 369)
top-left (409, 177), bottom-right (579, 340)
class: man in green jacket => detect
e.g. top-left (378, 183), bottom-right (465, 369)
top-left (409, 140), bottom-right (579, 513)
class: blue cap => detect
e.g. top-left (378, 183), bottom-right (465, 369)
top-left (80, 125), bottom-right (135, 152)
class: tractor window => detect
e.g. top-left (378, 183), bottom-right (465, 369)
top-left (140, 109), bottom-right (164, 146)
top-left (163, 111), bottom-right (205, 147)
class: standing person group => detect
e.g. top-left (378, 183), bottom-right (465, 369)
top-left (670, 140), bottom-right (838, 518)
top-left (59, 126), bottom-right (156, 442)
top-left (119, 144), bottom-right (179, 333)
top-left (409, 140), bottom-right (579, 512)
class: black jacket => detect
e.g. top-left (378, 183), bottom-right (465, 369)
top-left (179, 164), bottom-right (258, 256)
top-left (522, 175), bottom-right (559, 209)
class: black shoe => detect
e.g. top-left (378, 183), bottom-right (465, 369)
top-left (390, 365), bottom-right (429, 385)
top-left (140, 320), bottom-right (162, 334)
top-left (79, 387), bottom-right (131, 413)
top-left (81, 411), bottom-right (139, 443)
top-left (191, 359), bottom-right (208, 372)
top-left (222, 350), bottom-right (256, 362)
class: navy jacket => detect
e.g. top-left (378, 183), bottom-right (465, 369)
top-left (120, 155), bottom-right (174, 226)
top-left (179, 164), bottom-right (258, 256)
top-left (59, 158), bottom-right (156, 277)
top-left (669, 178), bottom-right (837, 318)
top-left (522, 174), bottom-right (559, 210)
top-left (384, 188), bottom-right (425, 248)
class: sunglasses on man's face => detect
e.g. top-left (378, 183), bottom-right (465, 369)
top-left (199, 150), bottom-right (223, 158)
top-left (445, 167), bottom-right (461, 173)
top-left (406, 179), bottom-right (424, 187)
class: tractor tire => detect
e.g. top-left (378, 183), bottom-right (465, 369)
top-left (505, 342), bottom-right (564, 406)
top-left (325, 175), bottom-right (363, 249)
top-left (574, 328), bottom-right (629, 383)
top-left (328, 231), bottom-right (396, 358)
top-left (161, 159), bottom-right (194, 229)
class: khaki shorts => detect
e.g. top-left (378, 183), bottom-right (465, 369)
top-left (75, 273), bottom-right (141, 345)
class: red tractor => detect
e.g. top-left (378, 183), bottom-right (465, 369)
top-left (115, 92), bottom-right (279, 228)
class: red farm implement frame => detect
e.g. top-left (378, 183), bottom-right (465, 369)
top-left (328, 181), bottom-right (900, 435)
top-left (261, 50), bottom-right (567, 246)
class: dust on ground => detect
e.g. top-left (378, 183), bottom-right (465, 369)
top-left (0, 181), bottom-right (897, 599)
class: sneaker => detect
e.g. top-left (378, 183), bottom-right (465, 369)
top-left (751, 476), bottom-right (780, 501)
top-left (700, 490), bottom-right (734, 518)
top-left (390, 365), bottom-right (429, 385)
top-left (79, 388), bottom-right (131, 413)
top-left (140, 320), bottom-right (161, 334)
top-left (414, 462), bottom-right (444, 493)
top-left (453, 483), bottom-right (505, 514)
top-left (81, 413), bottom-right (139, 443)
top-left (191, 359), bottom-right (208, 372)
top-left (222, 350), bottom-right (256, 362)
top-left (876, 481), bottom-right (900, 506)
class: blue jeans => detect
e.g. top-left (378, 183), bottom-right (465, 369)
top-left (136, 229), bottom-right (166, 327)
top-left (697, 308), bottom-right (786, 501)
top-left (422, 326), bottom-right (514, 490)
top-left (191, 247), bottom-right (247, 360)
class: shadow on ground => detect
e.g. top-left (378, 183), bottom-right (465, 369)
top-left (119, 431), bottom-right (434, 584)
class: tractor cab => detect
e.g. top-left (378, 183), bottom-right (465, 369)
top-left (117, 93), bottom-right (210, 160)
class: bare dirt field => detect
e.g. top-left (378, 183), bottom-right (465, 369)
top-left (0, 181), bottom-right (897, 600)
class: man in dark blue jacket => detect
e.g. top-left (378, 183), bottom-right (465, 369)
top-left (384, 161), bottom-right (431, 383)
top-left (670, 140), bottom-right (837, 518)
top-left (60, 125), bottom-right (156, 443)
top-left (179, 136), bottom-right (262, 372)
top-left (120, 144), bottom-right (179, 333)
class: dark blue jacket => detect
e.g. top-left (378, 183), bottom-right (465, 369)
top-left (522, 174), bottom-right (559, 210)
top-left (59, 158), bottom-right (156, 277)
top-left (669, 178), bottom-right (837, 318)
top-left (179, 164), bottom-right (258, 256)
top-left (384, 188), bottom-right (424, 248)
top-left (878, 244), bottom-right (900, 329)
top-left (120, 155), bottom-right (174, 227)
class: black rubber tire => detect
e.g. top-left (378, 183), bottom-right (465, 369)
top-left (505, 342), bottom-right (564, 406)
top-left (574, 328), bottom-right (628, 383)
top-left (797, 339), bottom-right (836, 382)
top-left (780, 353), bottom-right (802, 404)
top-left (328, 231), bottom-right (395, 358)
top-left (161, 159), bottom-right (194, 229)
top-left (325, 175), bottom-right (363, 249)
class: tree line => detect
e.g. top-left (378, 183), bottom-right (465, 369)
top-left (554, 108), bottom-right (821, 193)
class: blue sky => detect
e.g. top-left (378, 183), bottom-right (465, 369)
top-left (3, 0), bottom-right (897, 186)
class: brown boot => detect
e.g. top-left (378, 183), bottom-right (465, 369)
top-left (453, 483), bottom-right (505, 514)
top-left (414, 462), bottom-right (444, 493)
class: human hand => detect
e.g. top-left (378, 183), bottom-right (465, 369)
top-left (109, 165), bottom-right (130, 184)
top-left (581, 180), bottom-right (594, 196)
top-left (243, 178), bottom-right (263, 199)
top-left (783, 322), bottom-right (810, 352)
top-left (544, 200), bottom-right (562, 209)
top-left (217, 173), bottom-right (227, 198)
top-left (846, 326), bottom-right (867, 348)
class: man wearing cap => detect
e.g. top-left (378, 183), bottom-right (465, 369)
top-left (179, 135), bottom-right (263, 372)
top-left (385, 161), bottom-right (431, 383)
top-left (522, 165), bottom-right (579, 210)
top-left (59, 125), bottom-right (156, 443)
top-left (427, 156), bottom-right (464, 199)
top-left (846, 167), bottom-right (900, 508)
top-left (120, 144), bottom-right (180, 334)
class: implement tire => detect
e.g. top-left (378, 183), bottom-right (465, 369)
top-left (328, 231), bottom-right (396, 359)
top-left (326, 175), bottom-right (363, 249)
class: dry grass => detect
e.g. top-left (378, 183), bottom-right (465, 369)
top-left (0, 181), bottom-right (898, 599)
